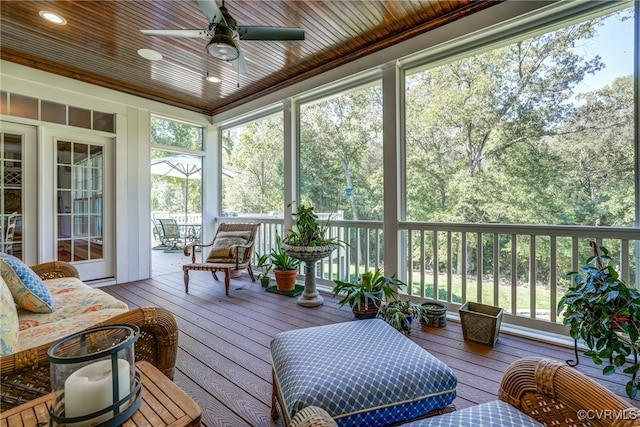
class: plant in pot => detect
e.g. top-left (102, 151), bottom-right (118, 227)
top-left (557, 241), bottom-right (640, 399)
top-left (378, 299), bottom-right (427, 334)
top-left (270, 235), bottom-right (301, 292)
top-left (282, 202), bottom-right (344, 306)
top-left (332, 268), bottom-right (405, 319)
top-left (255, 253), bottom-right (272, 288)
top-left (282, 202), bottom-right (342, 248)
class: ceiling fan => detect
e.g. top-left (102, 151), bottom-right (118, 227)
top-left (140, 0), bottom-right (305, 74)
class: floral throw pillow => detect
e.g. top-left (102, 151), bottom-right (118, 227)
top-left (0, 253), bottom-right (55, 313)
top-left (0, 275), bottom-right (19, 355)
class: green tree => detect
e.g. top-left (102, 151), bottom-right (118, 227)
top-left (550, 76), bottom-right (635, 227)
top-left (299, 84), bottom-right (383, 220)
top-left (406, 18), bottom-right (607, 224)
top-left (222, 115), bottom-right (284, 214)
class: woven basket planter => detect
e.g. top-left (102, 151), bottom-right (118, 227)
top-left (459, 302), bottom-right (504, 347)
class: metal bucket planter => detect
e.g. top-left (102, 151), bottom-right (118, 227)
top-left (420, 302), bottom-right (447, 328)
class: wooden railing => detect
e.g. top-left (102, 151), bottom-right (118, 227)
top-left (219, 216), bottom-right (640, 334)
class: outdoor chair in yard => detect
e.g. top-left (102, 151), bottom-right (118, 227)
top-left (182, 223), bottom-right (260, 296)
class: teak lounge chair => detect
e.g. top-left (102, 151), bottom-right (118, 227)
top-left (182, 223), bottom-right (260, 295)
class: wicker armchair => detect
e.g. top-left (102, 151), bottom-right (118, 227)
top-left (498, 357), bottom-right (640, 427)
top-left (1, 262), bottom-right (179, 411)
top-left (182, 223), bottom-right (260, 295)
top-left (289, 357), bottom-right (640, 427)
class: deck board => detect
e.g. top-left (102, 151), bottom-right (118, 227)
top-left (98, 252), bottom-right (637, 427)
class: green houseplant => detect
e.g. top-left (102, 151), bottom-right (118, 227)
top-left (283, 203), bottom-right (342, 247)
top-left (378, 299), bottom-right (427, 334)
top-left (557, 242), bottom-right (640, 399)
top-left (270, 234), bottom-right (301, 291)
top-left (282, 202), bottom-right (344, 306)
top-left (332, 268), bottom-right (406, 319)
top-left (255, 252), bottom-right (272, 287)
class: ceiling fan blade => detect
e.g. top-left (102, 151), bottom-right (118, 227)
top-left (140, 29), bottom-right (210, 38)
top-left (237, 26), bottom-right (305, 41)
top-left (229, 50), bottom-right (248, 74)
top-left (197, 0), bottom-right (226, 25)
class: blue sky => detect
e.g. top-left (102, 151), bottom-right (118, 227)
top-left (575, 7), bottom-right (634, 93)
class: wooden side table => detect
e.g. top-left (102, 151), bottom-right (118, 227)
top-left (0, 361), bottom-right (201, 427)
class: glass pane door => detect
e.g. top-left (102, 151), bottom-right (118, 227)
top-left (57, 140), bottom-right (104, 262)
top-left (1, 131), bottom-right (23, 258)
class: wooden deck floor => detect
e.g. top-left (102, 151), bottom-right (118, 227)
top-left (99, 251), bottom-right (638, 427)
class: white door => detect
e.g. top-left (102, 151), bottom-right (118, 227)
top-left (0, 122), bottom-right (37, 265)
top-left (41, 128), bottom-right (115, 281)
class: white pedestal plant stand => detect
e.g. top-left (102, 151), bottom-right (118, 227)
top-left (282, 243), bottom-right (335, 307)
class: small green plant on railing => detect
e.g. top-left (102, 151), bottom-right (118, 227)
top-left (557, 241), bottom-right (640, 399)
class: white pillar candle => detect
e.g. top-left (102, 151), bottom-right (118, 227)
top-left (64, 359), bottom-right (130, 426)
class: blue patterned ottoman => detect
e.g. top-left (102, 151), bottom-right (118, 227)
top-left (271, 319), bottom-right (457, 427)
top-left (399, 400), bottom-right (543, 427)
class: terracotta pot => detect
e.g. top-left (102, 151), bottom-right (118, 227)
top-left (274, 269), bottom-right (297, 291)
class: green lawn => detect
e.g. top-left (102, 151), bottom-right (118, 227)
top-left (407, 272), bottom-right (564, 321)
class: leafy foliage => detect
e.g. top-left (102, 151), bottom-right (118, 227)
top-left (378, 299), bottom-right (427, 334)
top-left (284, 203), bottom-right (342, 247)
top-left (332, 268), bottom-right (406, 311)
top-left (557, 242), bottom-right (640, 399)
top-left (255, 252), bottom-right (272, 279)
top-left (270, 234), bottom-right (300, 271)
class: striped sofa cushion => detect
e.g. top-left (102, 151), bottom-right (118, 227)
top-left (271, 319), bottom-right (457, 427)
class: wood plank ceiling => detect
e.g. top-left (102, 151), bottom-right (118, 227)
top-left (1, 1), bottom-right (498, 116)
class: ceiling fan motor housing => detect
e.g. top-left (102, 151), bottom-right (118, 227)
top-left (207, 26), bottom-right (239, 60)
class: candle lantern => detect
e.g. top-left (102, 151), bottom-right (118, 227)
top-left (47, 325), bottom-right (142, 427)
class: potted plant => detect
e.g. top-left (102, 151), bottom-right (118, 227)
top-left (255, 253), bottom-right (272, 288)
top-left (332, 268), bottom-right (406, 319)
top-left (557, 241), bottom-right (640, 399)
top-left (281, 203), bottom-right (343, 306)
top-left (270, 235), bottom-right (301, 292)
top-left (378, 299), bottom-right (427, 334)
top-left (282, 203), bottom-right (342, 248)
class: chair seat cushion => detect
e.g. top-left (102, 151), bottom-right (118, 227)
top-left (271, 319), bottom-right (457, 427)
top-left (399, 400), bottom-right (543, 427)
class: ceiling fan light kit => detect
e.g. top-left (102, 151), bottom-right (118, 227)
top-left (207, 26), bottom-right (239, 60)
top-left (141, 0), bottom-right (305, 75)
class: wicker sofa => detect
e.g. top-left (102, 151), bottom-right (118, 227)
top-left (0, 260), bottom-right (179, 410)
top-left (290, 357), bottom-right (640, 427)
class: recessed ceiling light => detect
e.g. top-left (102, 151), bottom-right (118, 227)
top-left (39, 11), bottom-right (67, 25)
top-left (206, 73), bottom-right (221, 83)
top-left (137, 48), bottom-right (163, 61)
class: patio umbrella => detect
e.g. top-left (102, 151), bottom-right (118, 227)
top-left (150, 155), bottom-right (201, 220)
top-left (150, 155), bottom-right (238, 220)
